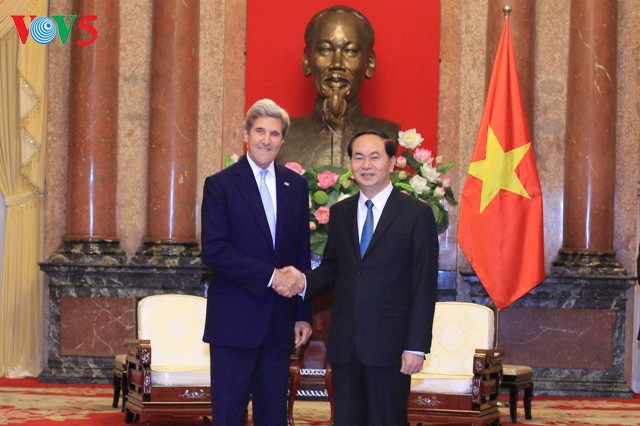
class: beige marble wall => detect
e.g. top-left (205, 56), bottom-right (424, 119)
top-left (533, 0), bottom-right (570, 272)
top-left (45, 0), bottom-right (71, 259)
top-left (116, 0), bottom-right (151, 256)
top-left (45, 0), bottom-right (639, 273)
top-left (615, 1), bottom-right (640, 274)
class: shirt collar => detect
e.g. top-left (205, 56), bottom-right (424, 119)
top-left (246, 155), bottom-right (275, 179)
top-left (358, 182), bottom-right (393, 211)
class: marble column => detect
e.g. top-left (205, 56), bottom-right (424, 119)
top-left (553, 0), bottom-right (623, 274)
top-left (56, 0), bottom-right (124, 263)
top-left (134, 0), bottom-right (201, 263)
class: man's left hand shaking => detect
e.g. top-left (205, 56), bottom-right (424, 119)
top-left (272, 266), bottom-right (305, 298)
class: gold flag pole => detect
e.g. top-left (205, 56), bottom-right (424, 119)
top-left (493, 4), bottom-right (512, 349)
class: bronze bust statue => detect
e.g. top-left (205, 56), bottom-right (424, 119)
top-left (277, 6), bottom-right (400, 169)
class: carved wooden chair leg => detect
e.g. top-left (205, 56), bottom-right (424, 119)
top-left (325, 364), bottom-right (334, 426)
top-left (288, 354), bottom-right (301, 426)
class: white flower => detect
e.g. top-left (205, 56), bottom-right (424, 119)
top-left (337, 192), bottom-right (350, 202)
top-left (410, 174), bottom-right (428, 195)
top-left (421, 163), bottom-right (441, 183)
top-left (398, 129), bottom-right (424, 149)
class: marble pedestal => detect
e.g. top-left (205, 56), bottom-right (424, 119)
top-left (39, 261), bottom-right (208, 383)
top-left (464, 273), bottom-right (635, 398)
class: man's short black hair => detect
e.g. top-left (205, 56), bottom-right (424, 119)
top-left (347, 130), bottom-right (397, 159)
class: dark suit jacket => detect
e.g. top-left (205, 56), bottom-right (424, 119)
top-left (304, 188), bottom-right (439, 367)
top-left (201, 156), bottom-right (312, 352)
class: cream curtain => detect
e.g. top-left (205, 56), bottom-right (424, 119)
top-left (0, 0), bottom-right (47, 377)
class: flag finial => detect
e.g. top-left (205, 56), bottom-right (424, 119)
top-left (503, 5), bottom-right (512, 17)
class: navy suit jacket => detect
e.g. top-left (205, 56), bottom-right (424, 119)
top-left (201, 156), bottom-right (312, 351)
top-left (304, 188), bottom-right (439, 367)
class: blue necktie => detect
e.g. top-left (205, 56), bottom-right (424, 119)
top-left (360, 200), bottom-right (374, 258)
top-left (259, 169), bottom-right (276, 247)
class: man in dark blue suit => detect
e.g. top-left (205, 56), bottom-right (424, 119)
top-left (279, 130), bottom-right (439, 425)
top-left (201, 99), bottom-right (313, 425)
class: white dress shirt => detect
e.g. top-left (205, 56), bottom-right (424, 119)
top-left (246, 156), bottom-right (277, 287)
top-left (247, 156), bottom-right (277, 218)
top-left (357, 182), bottom-right (393, 243)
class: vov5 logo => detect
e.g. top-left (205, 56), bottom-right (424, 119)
top-left (11, 15), bottom-right (98, 46)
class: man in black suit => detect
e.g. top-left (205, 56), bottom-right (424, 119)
top-left (278, 130), bottom-right (439, 425)
top-left (201, 99), bottom-right (312, 425)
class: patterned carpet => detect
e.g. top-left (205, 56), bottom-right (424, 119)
top-left (1, 378), bottom-right (639, 425)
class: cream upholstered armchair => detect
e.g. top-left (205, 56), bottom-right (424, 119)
top-left (407, 301), bottom-right (503, 426)
top-left (123, 294), bottom-right (212, 424)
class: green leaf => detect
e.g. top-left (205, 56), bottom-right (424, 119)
top-left (430, 203), bottom-right (445, 224)
top-left (313, 191), bottom-right (329, 205)
top-left (438, 161), bottom-right (455, 174)
top-left (338, 169), bottom-right (352, 184)
top-left (310, 231), bottom-right (328, 256)
top-left (444, 187), bottom-right (458, 205)
top-left (394, 181), bottom-right (416, 194)
top-left (402, 151), bottom-right (422, 171)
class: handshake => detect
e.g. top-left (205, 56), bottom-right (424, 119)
top-left (272, 266), bottom-right (305, 298)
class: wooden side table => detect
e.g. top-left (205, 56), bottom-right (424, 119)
top-left (501, 364), bottom-right (533, 423)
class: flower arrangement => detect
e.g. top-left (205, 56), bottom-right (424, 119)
top-left (393, 128), bottom-right (458, 235)
top-left (224, 128), bottom-right (457, 256)
top-left (294, 165), bottom-right (358, 255)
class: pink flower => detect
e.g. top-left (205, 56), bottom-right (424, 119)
top-left (434, 187), bottom-right (446, 199)
top-left (413, 148), bottom-right (433, 164)
top-left (442, 177), bottom-right (452, 188)
top-left (314, 206), bottom-right (330, 224)
top-left (285, 162), bottom-right (305, 175)
top-left (309, 221), bottom-right (317, 231)
top-left (316, 170), bottom-right (340, 190)
top-left (396, 156), bottom-right (407, 168)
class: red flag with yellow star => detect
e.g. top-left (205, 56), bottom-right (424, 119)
top-left (458, 17), bottom-right (544, 310)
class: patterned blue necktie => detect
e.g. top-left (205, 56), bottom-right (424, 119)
top-left (360, 200), bottom-right (374, 258)
top-left (259, 169), bottom-right (276, 247)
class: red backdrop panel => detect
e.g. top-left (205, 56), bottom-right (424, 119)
top-left (245, 0), bottom-right (440, 152)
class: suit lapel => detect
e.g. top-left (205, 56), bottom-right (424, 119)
top-left (361, 188), bottom-right (403, 259)
top-left (345, 196), bottom-right (361, 260)
top-left (234, 157), bottom-right (274, 248)
top-left (273, 163), bottom-right (291, 254)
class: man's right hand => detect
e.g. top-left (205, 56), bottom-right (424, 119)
top-left (272, 266), bottom-right (304, 298)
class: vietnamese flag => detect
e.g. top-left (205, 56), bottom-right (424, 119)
top-left (457, 16), bottom-right (544, 310)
